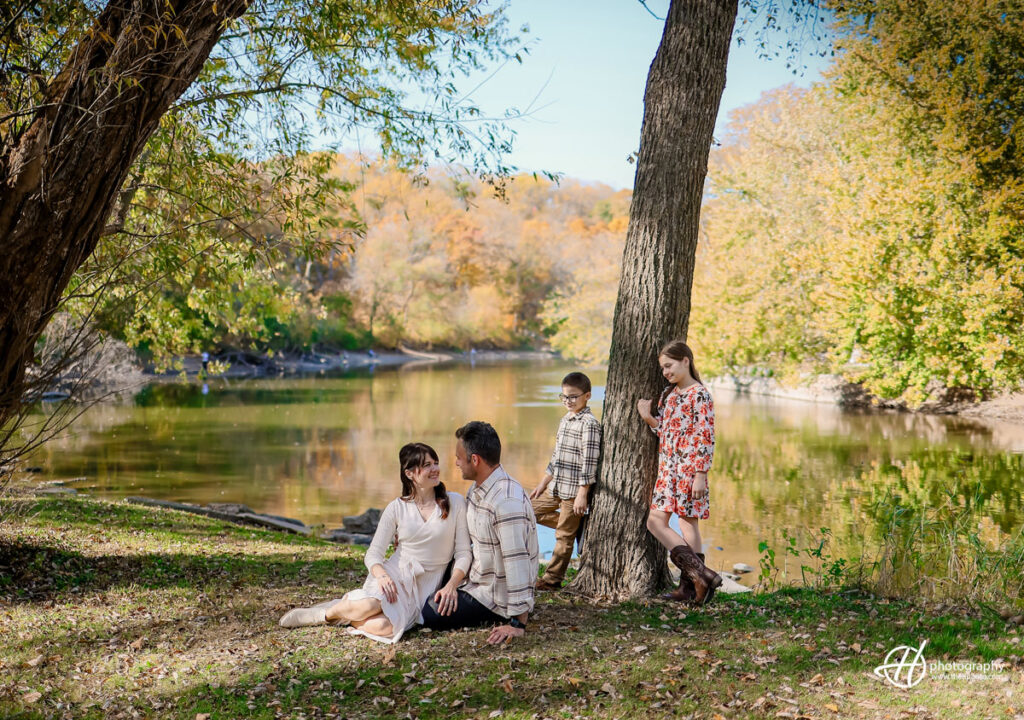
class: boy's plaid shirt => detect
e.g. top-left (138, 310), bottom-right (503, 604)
top-left (462, 466), bottom-right (539, 618)
top-left (544, 407), bottom-right (602, 498)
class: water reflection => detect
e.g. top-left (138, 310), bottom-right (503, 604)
top-left (29, 364), bottom-right (1024, 573)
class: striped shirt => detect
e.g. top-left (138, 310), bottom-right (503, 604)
top-left (544, 406), bottom-right (602, 499)
top-left (462, 466), bottom-right (539, 618)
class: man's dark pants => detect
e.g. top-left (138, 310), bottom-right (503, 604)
top-left (421, 589), bottom-right (503, 631)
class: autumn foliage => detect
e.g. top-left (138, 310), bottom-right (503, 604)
top-left (76, 0), bottom-right (1024, 404)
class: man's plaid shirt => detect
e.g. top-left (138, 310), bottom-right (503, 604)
top-left (544, 407), bottom-right (602, 499)
top-left (462, 466), bottom-right (539, 618)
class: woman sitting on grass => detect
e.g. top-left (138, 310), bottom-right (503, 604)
top-left (279, 442), bottom-right (471, 643)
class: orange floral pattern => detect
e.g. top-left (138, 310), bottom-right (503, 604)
top-left (649, 383), bottom-right (715, 519)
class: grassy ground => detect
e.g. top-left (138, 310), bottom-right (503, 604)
top-left (1, 493), bottom-right (1021, 720)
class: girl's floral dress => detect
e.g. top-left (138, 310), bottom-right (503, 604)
top-left (649, 383), bottom-right (715, 518)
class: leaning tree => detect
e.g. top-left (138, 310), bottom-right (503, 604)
top-left (571, 0), bottom-right (831, 597)
top-left (570, 0), bottom-right (740, 597)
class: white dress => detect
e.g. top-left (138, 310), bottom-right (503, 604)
top-left (345, 492), bottom-right (471, 644)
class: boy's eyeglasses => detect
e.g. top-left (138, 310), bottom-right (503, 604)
top-left (559, 393), bottom-right (583, 402)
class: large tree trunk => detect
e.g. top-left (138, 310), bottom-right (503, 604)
top-left (571, 0), bottom-right (738, 598)
top-left (0, 0), bottom-right (248, 425)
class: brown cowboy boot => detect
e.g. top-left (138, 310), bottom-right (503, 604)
top-left (663, 576), bottom-right (696, 602)
top-left (663, 552), bottom-right (715, 603)
top-left (669, 545), bottom-right (722, 604)
top-left (696, 552), bottom-right (721, 605)
top-left (663, 552), bottom-right (697, 602)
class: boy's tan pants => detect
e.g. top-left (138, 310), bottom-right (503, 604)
top-left (531, 493), bottom-right (582, 584)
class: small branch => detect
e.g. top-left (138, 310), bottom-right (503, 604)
top-left (637, 0), bottom-right (666, 21)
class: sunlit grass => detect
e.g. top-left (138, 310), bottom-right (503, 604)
top-left (1, 493), bottom-right (1020, 719)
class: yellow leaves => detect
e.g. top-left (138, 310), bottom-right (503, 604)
top-left (697, 56), bottom-right (1024, 400)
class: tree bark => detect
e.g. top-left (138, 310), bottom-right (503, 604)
top-left (571, 0), bottom-right (738, 598)
top-left (0, 0), bottom-right (248, 424)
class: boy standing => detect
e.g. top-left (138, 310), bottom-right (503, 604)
top-left (529, 371), bottom-right (602, 591)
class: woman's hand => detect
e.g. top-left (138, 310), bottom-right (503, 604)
top-left (692, 473), bottom-right (708, 502)
top-left (375, 570), bottom-right (398, 604)
top-left (433, 582), bottom-right (459, 616)
top-left (636, 398), bottom-right (652, 418)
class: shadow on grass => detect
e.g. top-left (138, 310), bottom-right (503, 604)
top-left (0, 537), bottom-right (363, 603)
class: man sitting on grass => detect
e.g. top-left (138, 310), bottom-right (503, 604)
top-left (420, 421), bottom-right (539, 644)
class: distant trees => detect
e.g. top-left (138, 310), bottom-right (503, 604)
top-left (74, 157), bottom-right (631, 357)
top-left (692, 0), bottom-right (1024, 403)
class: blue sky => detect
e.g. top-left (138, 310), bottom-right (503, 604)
top-left (453, 0), bottom-right (834, 189)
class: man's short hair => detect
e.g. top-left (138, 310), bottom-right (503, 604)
top-left (455, 421), bottom-right (501, 465)
top-left (561, 371), bottom-right (592, 394)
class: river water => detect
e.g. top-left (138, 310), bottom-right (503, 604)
top-left (29, 359), bottom-right (1024, 577)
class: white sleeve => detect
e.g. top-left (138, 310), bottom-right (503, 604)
top-left (451, 494), bottom-right (472, 575)
top-left (364, 500), bottom-right (399, 572)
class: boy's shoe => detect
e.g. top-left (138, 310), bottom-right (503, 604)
top-left (535, 579), bottom-right (563, 592)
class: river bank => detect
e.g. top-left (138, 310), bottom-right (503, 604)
top-left (162, 348), bottom-right (560, 379)
top-left (1, 492), bottom-right (1019, 720)
top-left (43, 341), bottom-right (1024, 430)
top-left (148, 352), bottom-right (1024, 429)
top-left (707, 374), bottom-right (1024, 427)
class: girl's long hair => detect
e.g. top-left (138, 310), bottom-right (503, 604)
top-left (399, 442), bottom-right (450, 519)
top-left (656, 339), bottom-right (703, 411)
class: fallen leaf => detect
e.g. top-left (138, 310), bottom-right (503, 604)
top-left (809, 673), bottom-right (824, 686)
top-left (24, 655), bottom-right (44, 668)
top-left (851, 643), bottom-right (862, 653)
top-left (130, 638), bottom-right (145, 650)
top-left (567, 677), bottom-right (582, 688)
top-left (23, 692), bottom-right (42, 704)
top-left (825, 703), bottom-right (840, 712)
top-left (601, 682), bottom-right (616, 697)
top-left (195, 714), bottom-right (209, 720)
top-left (501, 679), bottom-right (513, 693)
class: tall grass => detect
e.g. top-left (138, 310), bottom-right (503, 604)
top-left (758, 487), bottom-right (1024, 612)
top-left (860, 488), bottom-right (1024, 609)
